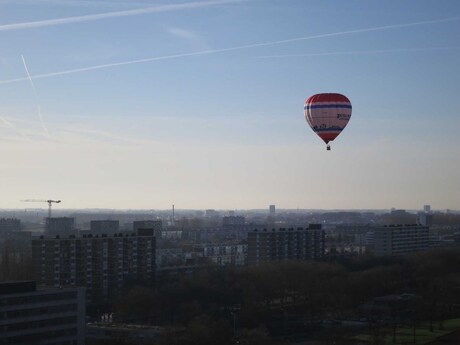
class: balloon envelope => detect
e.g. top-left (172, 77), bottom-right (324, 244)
top-left (304, 93), bottom-right (352, 144)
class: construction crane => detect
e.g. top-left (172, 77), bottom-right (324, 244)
top-left (22, 199), bottom-right (61, 218)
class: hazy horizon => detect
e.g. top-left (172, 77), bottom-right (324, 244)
top-left (0, 206), bottom-right (456, 214)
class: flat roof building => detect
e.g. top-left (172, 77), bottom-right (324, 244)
top-left (45, 217), bottom-right (75, 236)
top-left (32, 229), bottom-right (155, 305)
top-left (374, 224), bottom-right (429, 256)
top-left (194, 243), bottom-right (247, 266)
top-left (0, 281), bottom-right (85, 345)
top-left (247, 224), bottom-right (324, 266)
top-left (133, 220), bottom-right (162, 236)
top-left (90, 220), bottom-right (119, 234)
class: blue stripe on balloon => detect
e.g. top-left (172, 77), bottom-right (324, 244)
top-left (304, 104), bottom-right (352, 110)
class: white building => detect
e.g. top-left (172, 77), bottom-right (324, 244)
top-left (195, 244), bottom-right (247, 266)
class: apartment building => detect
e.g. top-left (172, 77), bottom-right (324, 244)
top-left (45, 217), bottom-right (76, 237)
top-left (89, 220), bottom-right (120, 235)
top-left (32, 228), bottom-right (155, 304)
top-left (0, 281), bottom-right (85, 345)
top-left (194, 243), bottom-right (248, 266)
top-left (247, 225), bottom-right (325, 266)
top-left (373, 224), bottom-right (429, 256)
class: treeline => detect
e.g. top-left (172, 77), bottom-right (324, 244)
top-left (113, 248), bottom-right (460, 344)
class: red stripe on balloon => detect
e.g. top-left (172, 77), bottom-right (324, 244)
top-left (306, 93), bottom-right (350, 104)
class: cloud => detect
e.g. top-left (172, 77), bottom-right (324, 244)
top-left (0, 0), bottom-right (245, 32)
top-left (0, 114), bottom-right (35, 141)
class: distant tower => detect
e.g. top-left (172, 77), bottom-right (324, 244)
top-left (172, 204), bottom-right (175, 226)
top-left (269, 205), bottom-right (276, 217)
top-left (423, 205), bottom-right (431, 213)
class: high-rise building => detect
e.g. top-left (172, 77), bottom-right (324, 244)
top-left (90, 220), bottom-right (120, 234)
top-left (0, 281), bottom-right (85, 345)
top-left (373, 224), bottom-right (429, 256)
top-left (32, 229), bottom-right (155, 304)
top-left (247, 224), bottom-right (324, 266)
top-left (417, 212), bottom-right (433, 227)
top-left (423, 205), bottom-right (431, 213)
top-left (269, 205), bottom-right (276, 217)
top-left (45, 217), bottom-right (75, 236)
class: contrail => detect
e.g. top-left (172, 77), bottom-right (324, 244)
top-left (256, 46), bottom-right (460, 59)
top-left (21, 55), bottom-right (49, 136)
top-left (0, 0), bottom-right (245, 32)
top-left (0, 0), bottom-right (149, 8)
top-left (0, 115), bottom-right (33, 141)
top-left (0, 16), bottom-right (459, 86)
top-left (0, 116), bottom-right (15, 128)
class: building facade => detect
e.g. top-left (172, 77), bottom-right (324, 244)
top-left (416, 212), bottom-right (433, 227)
top-left (194, 244), bottom-right (247, 266)
top-left (247, 225), bottom-right (325, 266)
top-left (373, 224), bottom-right (430, 256)
top-left (0, 281), bottom-right (85, 345)
top-left (32, 229), bottom-right (155, 304)
top-left (90, 220), bottom-right (120, 234)
top-left (45, 217), bottom-right (76, 236)
top-left (132, 220), bottom-right (162, 232)
top-left (222, 216), bottom-right (245, 227)
top-left (133, 220), bottom-right (162, 238)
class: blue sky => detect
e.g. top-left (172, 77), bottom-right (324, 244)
top-left (0, 0), bottom-right (459, 210)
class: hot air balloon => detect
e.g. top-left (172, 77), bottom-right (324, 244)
top-left (304, 93), bottom-right (352, 150)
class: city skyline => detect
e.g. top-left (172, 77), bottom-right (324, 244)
top-left (0, 0), bottom-right (459, 210)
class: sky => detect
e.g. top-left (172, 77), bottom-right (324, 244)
top-left (0, 0), bottom-right (459, 211)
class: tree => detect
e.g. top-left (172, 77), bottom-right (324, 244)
top-left (115, 286), bottom-right (158, 324)
top-left (180, 315), bottom-right (233, 345)
top-left (238, 326), bottom-right (273, 345)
